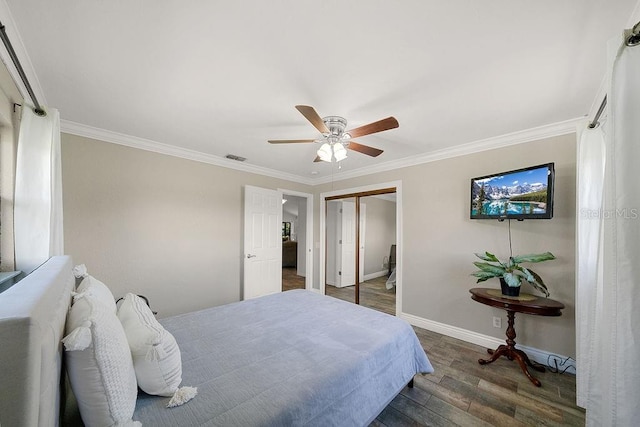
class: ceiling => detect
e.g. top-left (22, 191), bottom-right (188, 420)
top-left (2, 1), bottom-right (638, 182)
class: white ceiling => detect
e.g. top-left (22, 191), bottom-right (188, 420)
top-left (3, 0), bottom-right (638, 181)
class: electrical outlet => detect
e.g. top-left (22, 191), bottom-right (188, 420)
top-left (492, 316), bottom-right (502, 328)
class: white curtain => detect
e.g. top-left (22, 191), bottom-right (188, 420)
top-left (576, 32), bottom-right (640, 426)
top-left (14, 106), bottom-right (63, 274)
top-left (576, 124), bottom-right (605, 408)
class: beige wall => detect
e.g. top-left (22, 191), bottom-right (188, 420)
top-left (62, 133), bottom-right (312, 317)
top-left (2, 52), bottom-right (577, 356)
top-left (62, 130), bottom-right (576, 357)
top-left (315, 133), bottom-right (577, 357)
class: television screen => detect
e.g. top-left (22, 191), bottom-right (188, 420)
top-left (470, 163), bottom-right (554, 220)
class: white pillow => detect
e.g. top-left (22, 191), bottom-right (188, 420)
top-left (117, 293), bottom-right (182, 396)
top-left (76, 275), bottom-right (117, 313)
top-left (62, 294), bottom-right (140, 427)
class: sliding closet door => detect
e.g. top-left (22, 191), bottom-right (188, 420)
top-left (326, 198), bottom-right (357, 290)
top-left (358, 194), bottom-right (397, 315)
top-left (340, 200), bottom-right (357, 287)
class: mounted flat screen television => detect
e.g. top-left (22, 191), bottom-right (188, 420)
top-left (470, 163), bottom-right (555, 220)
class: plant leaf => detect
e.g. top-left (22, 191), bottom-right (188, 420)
top-left (472, 262), bottom-right (505, 275)
top-left (511, 252), bottom-right (556, 264)
top-left (471, 271), bottom-right (498, 281)
top-left (503, 272), bottom-right (521, 287)
top-left (526, 268), bottom-right (550, 297)
top-left (475, 252), bottom-right (499, 262)
top-left (519, 267), bottom-right (535, 283)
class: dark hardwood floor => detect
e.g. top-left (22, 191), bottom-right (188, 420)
top-left (325, 274), bottom-right (396, 315)
top-left (375, 327), bottom-right (584, 426)
top-left (282, 269), bottom-right (584, 426)
top-left (282, 267), bottom-right (305, 291)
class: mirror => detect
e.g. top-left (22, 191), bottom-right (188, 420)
top-left (324, 192), bottom-right (397, 315)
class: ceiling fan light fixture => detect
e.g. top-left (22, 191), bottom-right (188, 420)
top-left (269, 105), bottom-right (393, 163)
top-left (333, 143), bottom-right (347, 161)
top-left (317, 142), bottom-right (348, 163)
top-left (317, 143), bottom-right (333, 162)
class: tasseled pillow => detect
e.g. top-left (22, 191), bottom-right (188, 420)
top-left (117, 293), bottom-right (196, 406)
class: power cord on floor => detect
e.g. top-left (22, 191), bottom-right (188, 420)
top-left (546, 354), bottom-right (576, 374)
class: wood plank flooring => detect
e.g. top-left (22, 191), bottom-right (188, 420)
top-left (282, 267), bottom-right (305, 291)
top-left (376, 328), bottom-right (584, 426)
top-left (324, 274), bottom-right (396, 315)
top-left (282, 268), bottom-right (584, 426)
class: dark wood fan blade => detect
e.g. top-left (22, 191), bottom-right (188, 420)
top-left (347, 141), bottom-right (384, 157)
top-left (268, 139), bottom-right (316, 144)
top-left (346, 116), bottom-right (398, 138)
top-left (313, 155), bottom-right (322, 162)
top-left (295, 105), bottom-right (329, 133)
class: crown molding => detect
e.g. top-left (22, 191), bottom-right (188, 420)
top-left (60, 120), bottom-right (316, 185)
top-left (2, 0), bottom-right (633, 188)
top-left (313, 117), bottom-right (583, 185)
top-left (62, 117), bottom-right (582, 187)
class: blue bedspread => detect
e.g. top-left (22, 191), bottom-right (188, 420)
top-left (133, 290), bottom-right (433, 426)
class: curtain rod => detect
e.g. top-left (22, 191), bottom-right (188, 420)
top-left (0, 21), bottom-right (46, 117)
top-left (588, 20), bottom-right (640, 129)
top-left (588, 95), bottom-right (607, 129)
top-left (627, 20), bottom-right (640, 47)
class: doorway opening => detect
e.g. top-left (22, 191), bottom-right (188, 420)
top-left (279, 189), bottom-right (313, 292)
top-left (320, 182), bottom-right (401, 316)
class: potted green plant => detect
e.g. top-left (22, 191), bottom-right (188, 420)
top-left (471, 251), bottom-right (555, 297)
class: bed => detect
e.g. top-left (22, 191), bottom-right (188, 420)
top-left (0, 256), bottom-right (433, 426)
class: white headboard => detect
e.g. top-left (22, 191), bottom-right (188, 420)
top-left (0, 256), bottom-right (74, 426)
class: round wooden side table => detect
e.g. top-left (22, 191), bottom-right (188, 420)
top-left (469, 287), bottom-right (565, 387)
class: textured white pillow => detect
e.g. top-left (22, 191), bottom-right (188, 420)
top-left (117, 293), bottom-right (183, 396)
top-left (76, 275), bottom-right (117, 313)
top-left (62, 295), bottom-right (140, 427)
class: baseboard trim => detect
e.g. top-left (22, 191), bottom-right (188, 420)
top-left (363, 270), bottom-right (387, 281)
top-left (400, 312), bottom-right (575, 372)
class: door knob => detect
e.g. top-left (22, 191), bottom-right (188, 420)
top-left (247, 254), bottom-right (257, 258)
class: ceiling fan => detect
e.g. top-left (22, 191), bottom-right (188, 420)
top-left (268, 105), bottom-right (399, 163)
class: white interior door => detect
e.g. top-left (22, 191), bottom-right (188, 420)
top-left (243, 185), bottom-right (282, 299)
top-left (340, 201), bottom-right (356, 287)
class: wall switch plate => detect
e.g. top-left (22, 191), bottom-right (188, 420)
top-left (493, 316), bottom-right (502, 328)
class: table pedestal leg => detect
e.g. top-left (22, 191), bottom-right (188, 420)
top-left (477, 310), bottom-right (545, 387)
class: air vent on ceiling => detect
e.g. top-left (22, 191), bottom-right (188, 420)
top-left (225, 154), bottom-right (247, 162)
